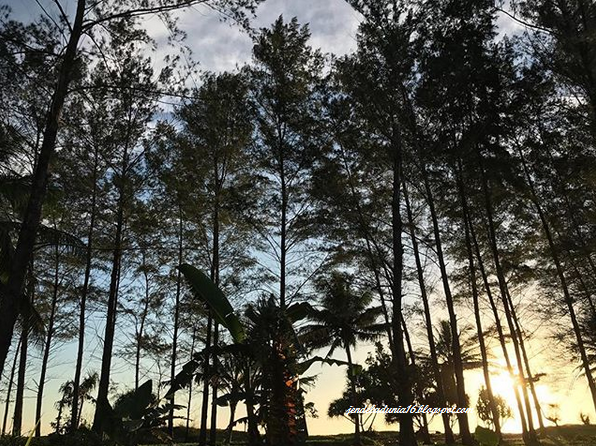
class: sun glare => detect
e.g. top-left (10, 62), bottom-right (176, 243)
top-left (485, 371), bottom-right (554, 432)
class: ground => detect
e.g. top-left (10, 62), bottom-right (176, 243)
top-left (161, 424), bottom-right (596, 445)
top-left (3, 425), bottom-right (596, 446)
top-left (303, 425), bottom-right (596, 445)
top-left (306, 425), bottom-right (596, 446)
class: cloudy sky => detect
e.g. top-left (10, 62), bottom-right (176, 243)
top-left (5, 0), bottom-right (361, 71)
top-left (0, 0), bottom-right (362, 436)
top-left (2, 0), bottom-right (582, 438)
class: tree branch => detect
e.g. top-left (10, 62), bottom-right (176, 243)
top-left (81, 0), bottom-right (210, 31)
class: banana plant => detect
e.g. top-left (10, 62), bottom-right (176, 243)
top-left (97, 379), bottom-right (184, 446)
top-left (169, 264), bottom-right (351, 446)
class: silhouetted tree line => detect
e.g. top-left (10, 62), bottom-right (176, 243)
top-left (0, 1), bottom-right (595, 446)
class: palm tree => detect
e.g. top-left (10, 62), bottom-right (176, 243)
top-left (302, 271), bottom-right (386, 445)
top-left (52, 371), bottom-right (97, 432)
top-left (434, 320), bottom-right (482, 410)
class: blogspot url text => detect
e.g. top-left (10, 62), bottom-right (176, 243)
top-left (345, 404), bottom-right (471, 415)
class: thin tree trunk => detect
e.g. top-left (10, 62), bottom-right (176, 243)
top-left (198, 314), bottom-right (212, 446)
top-left (569, 259), bottom-right (596, 321)
top-left (92, 142), bottom-right (129, 434)
top-left (209, 169), bottom-right (221, 446)
top-left (35, 244), bottom-right (61, 436)
top-left (506, 289), bottom-right (545, 429)
top-left (455, 162), bottom-right (501, 436)
top-left (245, 366), bottom-right (260, 446)
top-left (169, 203), bottom-right (184, 437)
top-left (12, 326), bottom-right (28, 436)
top-left (279, 143), bottom-right (287, 312)
top-left (389, 129), bottom-right (416, 446)
top-left (185, 327), bottom-right (197, 442)
top-left (401, 86), bottom-right (471, 442)
top-left (226, 402), bottom-right (237, 444)
top-left (478, 160), bottom-right (538, 445)
top-left (0, 0), bottom-right (87, 375)
top-left (77, 398), bottom-right (85, 428)
top-left (469, 203), bottom-right (530, 436)
top-left (344, 345), bottom-right (361, 446)
top-left (2, 338), bottom-right (20, 435)
top-left (403, 180), bottom-right (455, 444)
top-left (402, 316), bottom-right (415, 366)
top-left (518, 147), bottom-right (596, 413)
top-left (540, 146), bottom-right (596, 318)
top-left (337, 141), bottom-right (394, 349)
top-left (400, 319), bottom-right (431, 445)
top-left (209, 322), bottom-right (219, 446)
top-left (421, 168), bottom-right (473, 445)
top-left (71, 146), bottom-right (99, 431)
top-left (135, 255), bottom-right (151, 391)
top-left (13, 263), bottom-right (34, 437)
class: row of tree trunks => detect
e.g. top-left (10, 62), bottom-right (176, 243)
top-left (468, 201), bottom-right (530, 435)
top-left (455, 162), bottom-right (502, 438)
top-left (478, 158), bottom-right (539, 446)
top-left (403, 180), bottom-right (455, 445)
top-left (518, 147), bottom-right (596, 413)
top-left (421, 168), bottom-right (473, 446)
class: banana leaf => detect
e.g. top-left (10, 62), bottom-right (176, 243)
top-left (296, 356), bottom-right (362, 376)
top-left (178, 264), bottom-right (245, 343)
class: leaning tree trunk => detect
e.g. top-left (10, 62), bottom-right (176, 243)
top-left (455, 163), bottom-right (501, 436)
top-left (403, 179), bottom-right (455, 444)
top-left (421, 168), bottom-right (473, 445)
top-left (469, 204), bottom-right (530, 436)
top-left (2, 338), bottom-right (20, 435)
top-left (0, 0), bottom-right (86, 376)
top-left (35, 244), bottom-right (61, 436)
top-left (337, 141), bottom-right (394, 349)
top-left (401, 316), bottom-right (431, 445)
top-left (478, 159), bottom-right (538, 446)
top-left (506, 289), bottom-right (545, 429)
top-left (12, 326), bottom-right (28, 436)
top-left (71, 145), bottom-right (99, 430)
top-left (135, 256), bottom-right (151, 391)
top-left (402, 88), bottom-right (471, 442)
top-left (13, 264), bottom-right (34, 437)
top-left (518, 146), bottom-right (596, 413)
